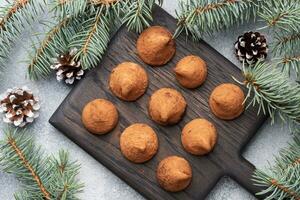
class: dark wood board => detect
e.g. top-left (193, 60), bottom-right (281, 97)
top-left (49, 6), bottom-right (268, 200)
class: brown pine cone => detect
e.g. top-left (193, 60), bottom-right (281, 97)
top-left (234, 31), bottom-right (268, 65)
top-left (0, 87), bottom-right (40, 127)
top-left (50, 48), bottom-right (84, 85)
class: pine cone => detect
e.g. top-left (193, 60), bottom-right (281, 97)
top-left (0, 87), bottom-right (40, 127)
top-left (234, 31), bottom-right (268, 65)
top-left (51, 48), bottom-right (84, 85)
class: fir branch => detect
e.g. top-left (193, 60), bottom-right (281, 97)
top-left (49, 150), bottom-right (83, 200)
top-left (53, 0), bottom-right (162, 33)
top-left (259, 0), bottom-right (300, 33)
top-left (27, 3), bottom-right (117, 80)
top-left (121, 0), bottom-right (163, 33)
top-left (253, 136), bottom-right (300, 200)
top-left (0, 128), bottom-right (53, 199)
top-left (52, 0), bottom-right (87, 19)
top-left (6, 132), bottom-right (51, 199)
top-left (174, 0), bottom-right (261, 40)
top-left (0, 0), bottom-right (45, 72)
top-left (27, 16), bottom-right (79, 80)
top-left (277, 55), bottom-right (300, 78)
top-left (291, 122), bottom-right (300, 135)
top-left (28, 0), bottom-right (162, 79)
top-left (0, 0), bottom-right (29, 29)
top-left (52, 0), bottom-right (122, 19)
top-left (272, 32), bottom-right (300, 56)
top-left (69, 7), bottom-right (111, 70)
top-left (234, 61), bottom-right (300, 124)
top-left (273, 135), bottom-right (300, 173)
top-left (0, 128), bottom-right (83, 199)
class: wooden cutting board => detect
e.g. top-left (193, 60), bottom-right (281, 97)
top-left (49, 6), bottom-right (267, 200)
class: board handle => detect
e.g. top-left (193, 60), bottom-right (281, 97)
top-left (227, 156), bottom-right (267, 200)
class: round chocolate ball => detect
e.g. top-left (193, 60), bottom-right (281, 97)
top-left (120, 123), bottom-right (158, 163)
top-left (209, 83), bottom-right (245, 120)
top-left (174, 55), bottom-right (207, 89)
top-left (156, 156), bottom-right (192, 192)
top-left (82, 99), bottom-right (118, 134)
top-left (181, 118), bottom-right (217, 155)
top-left (109, 62), bottom-right (148, 101)
top-left (148, 88), bottom-right (186, 125)
top-left (137, 26), bottom-right (176, 66)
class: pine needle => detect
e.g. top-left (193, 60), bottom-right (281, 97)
top-left (174, 0), bottom-right (261, 40)
top-left (69, 7), bottom-right (111, 70)
top-left (253, 136), bottom-right (300, 200)
top-left (52, 0), bottom-right (87, 19)
top-left (27, 16), bottom-right (79, 80)
top-left (0, 128), bottom-right (83, 199)
top-left (27, 0), bottom-right (162, 79)
top-left (234, 61), bottom-right (300, 124)
top-left (277, 55), bottom-right (300, 79)
top-left (122, 0), bottom-right (156, 33)
top-left (272, 32), bottom-right (300, 56)
top-left (259, 0), bottom-right (300, 33)
top-left (0, 0), bottom-right (45, 72)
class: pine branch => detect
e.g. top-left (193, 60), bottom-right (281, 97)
top-left (0, 128), bottom-right (83, 199)
top-left (69, 7), bottom-right (111, 70)
top-left (259, 0), bottom-right (300, 33)
top-left (0, 0), bottom-right (44, 32)
top-left (27, 5), bottom-right (113, 80)
top-left (27, 0), bottom-right (163, 80)
top-left (234, 61), bottom-right (300, 124)
top-left (4, 132), bottom-right (51, 199)
top-left (174, 0), bottom-right (261, 40)
top-left (0, 0), bottom-right (29, 29)
top-left (53, 0), bottom-right (162, 33)
top-left (277, 55), bottom-right (300, 78)
top-left (52, 0), bottom-right (123, 19)
top-left (272, 32), bottom-right (300, 56)
top-left (52, 0), bottom-right (87, 19)
top-left (253, 136), bottom-right (300, 200)
top-left (27, 16), bottom-right (80, 80)
top-left (121, 0), bottom-right (163, 33)
top-left (49, 150), bottom-right (83, 199)
top-left (0, 0), bottom-right (45, 71)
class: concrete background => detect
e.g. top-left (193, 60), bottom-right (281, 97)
top-left (0, 1), bottom-right (293, 199)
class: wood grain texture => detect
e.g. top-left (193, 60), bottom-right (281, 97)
top-left (49, 6), bottom-right (268, 200)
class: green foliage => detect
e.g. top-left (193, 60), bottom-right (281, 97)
top-left (258, 0), bottom-right (300, 33)
top-left (272, 32), bottom-right (300, 56)
top-left (174, 0), bottom-right (261, 40)
top-left (52, 0), bottom-right (87, 19)
top-left (253, 136), bottom-right (300, 200)
top-left (27, 0), bottom-right (162, 80)
top-left (260, 0), bottom-right (300, 79)
top-left (234, 61), bottom-right (300, 124)
top-left (69, 8), bottom-right (111, 70)
top-left (0, 0), bottom-right (45, 72)
top-left (277, 55), bottom-right (300, 78)
top-left (0, 128), bottom-right (83, 200)
top-left (27, 16), bottom-right (81, 80)
top-left (122, 0), bottom-right (163, 33)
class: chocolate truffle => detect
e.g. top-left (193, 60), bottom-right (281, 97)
top-left (174, 55), bottom-right (207, 89)
top-left (120, 123), bottom-right (158, 163)
top-left (148, 88), bottom-right (186, 125)
top-left (82, 99), bottom-right (118, 134)
top-left (156, 156), bottom-right (192, 192)
top-left (181, 118), bottom-right (217, 155)
top-left (209, 83), bottom-right (245, 120)
top-left (137, 26), bottom-right (176, 66)
top-left (109, 62), bottom-right (148, 101)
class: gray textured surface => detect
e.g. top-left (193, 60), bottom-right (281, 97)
top-left (0, 1), bottom-right (293, 200)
